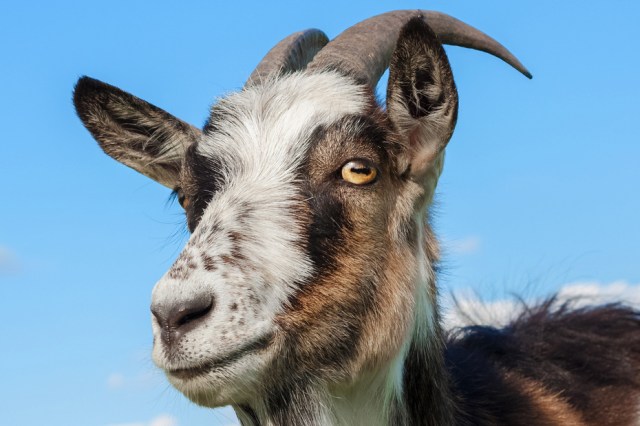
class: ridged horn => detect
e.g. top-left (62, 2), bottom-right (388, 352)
top-left (306, 10), bottom-right (532, 86)
top-left (246, 29), bottom-right (330, 85)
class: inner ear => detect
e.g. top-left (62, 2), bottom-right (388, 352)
top-left (74, 76), bottom-right (202, 188)
top-left (386, 17), bottom-right (458, 185)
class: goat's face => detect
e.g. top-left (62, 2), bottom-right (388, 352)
top-left (75, 18), bottom-right (458, 407)
top-left (150, 73), bottom-right (409, 405)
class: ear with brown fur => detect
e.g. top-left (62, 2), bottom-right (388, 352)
top-left (73, 76), bottom-right (201, 188)
top-left (387, 17), bottom-right (458, 204)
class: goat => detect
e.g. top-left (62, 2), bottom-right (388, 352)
top-left (73, 10), bottom-right (640, 426)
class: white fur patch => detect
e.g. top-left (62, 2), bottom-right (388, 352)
top-left (151, 71), bottom-right (367, 402)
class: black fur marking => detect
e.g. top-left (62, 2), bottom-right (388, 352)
top-left (403, 334), bottom-right (459, 425)
top-left (305, 189), bottom-right (349, 273)
top-left (388, 301), bottom-right (640, 426)
top-left (298, 115), bottom-right (389, 273)
top-left (270, 113), bottom-right (394, 387)
top-left (183, 144), bottom-right (225, 232)
top-left (444, 300), bottom-right (640, 425)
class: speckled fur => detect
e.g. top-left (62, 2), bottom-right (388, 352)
top-left (74, 15), bottom-right (640, 426)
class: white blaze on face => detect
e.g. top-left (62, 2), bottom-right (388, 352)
top-left (151, 71), bottom-right (368, 373)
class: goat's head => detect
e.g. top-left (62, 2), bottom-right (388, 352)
top-left (74, 11), bottom-right (529, 412)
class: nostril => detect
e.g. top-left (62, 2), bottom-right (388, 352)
top-left (175, 298), bottom-right (214, 328)
top-left (151, 296), bottom-right (215, 331)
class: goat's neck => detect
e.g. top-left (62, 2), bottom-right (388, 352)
top-left (326, 330), bottom-right (458, 426)
top-left (233, 216), bottom-right (458, 426)
top-left (232, 323), bottom-right (456, 425)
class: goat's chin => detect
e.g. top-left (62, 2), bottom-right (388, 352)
top-left (169, 377), bottom-right (237, 408)
top-left (163, 351), bottom-right (268, 408)
top-left (173, 380), bottom-right (235, 408)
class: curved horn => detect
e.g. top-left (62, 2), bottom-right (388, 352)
top-left (246, 29), bottom-right (330, 85)
top-left (307, 10), bottom-right (532, 86)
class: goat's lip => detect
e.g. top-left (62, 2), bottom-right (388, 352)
top-left (165, 334), bottom-right (273, 380)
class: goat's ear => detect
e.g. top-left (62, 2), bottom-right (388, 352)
top-left (73, 76), bottom-right (202, 189)
top-left (386, 17), bottom-right (458, 203)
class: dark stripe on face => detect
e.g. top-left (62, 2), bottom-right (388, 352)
top-left (273, 111), bottom-right (393, 381)
top-left (306, 189), bottom-right (349, 274)
top-left (182, 143), bottom-right (225, 232)
top-left (298, 114), bottom-right (388, 273)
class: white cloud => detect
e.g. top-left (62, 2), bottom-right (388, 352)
top-left (444, 280), bottom-right (640, 329)
top-left (0, 245), bottom-right (20, 274)
top-left (445, 236), bottom-right (481, 255)
top-left (557, 280), bottom-right (640, 306)
top-left (149, 414), bottom-right (178, 426)
top-left (107, 414), bottom-right (177, 426)
top-left (444, 291), bottom-right (521, 329)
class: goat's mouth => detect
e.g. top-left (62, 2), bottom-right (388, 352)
top-left (165, 334), bottom-right (273, 381)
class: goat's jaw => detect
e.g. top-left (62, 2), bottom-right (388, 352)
top-left (151, 321), bottom-right (276, 407)
top-left (149, 177), bottom-right (315, 406)
top-left (164, 345), bottom-right (273, 407)
top-left (149, 268), bottom-right (288, 407)
top-left (148, 246), bottom-right (304, 407)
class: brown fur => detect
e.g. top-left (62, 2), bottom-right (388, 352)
top-left (505, 373), bottom-right (585, 426)
top-left (74, 14), bottom-right (640, 426)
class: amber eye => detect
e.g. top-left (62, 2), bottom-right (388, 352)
top-left (180, 197), bottom-right (190, 210)
top-left (176, 190), bottom-right (190, 210)
top-left (340, 160), bottom-right (378, 185)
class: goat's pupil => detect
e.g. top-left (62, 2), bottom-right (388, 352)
top-left (352, 166), bottom-right (371, 175)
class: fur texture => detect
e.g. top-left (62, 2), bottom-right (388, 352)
top-left (73, 15), bottom-right (640, 426)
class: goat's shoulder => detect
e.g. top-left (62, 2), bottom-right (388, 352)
top-left (445, 300), bottom-right (640, 425)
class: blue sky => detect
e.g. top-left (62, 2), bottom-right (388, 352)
top-left (1, 1), bottom-right (639, 425)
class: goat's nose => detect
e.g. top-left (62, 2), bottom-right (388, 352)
top-left (151, 296), bottom-right (214, 345)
